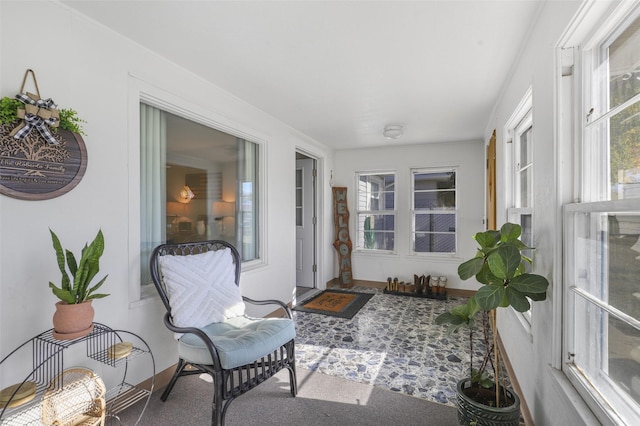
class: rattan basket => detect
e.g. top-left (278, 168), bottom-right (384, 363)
top-left (42, 368), bottom-right (106, 426)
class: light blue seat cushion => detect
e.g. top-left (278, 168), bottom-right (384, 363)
top-left (178, 315), bottom-right (296, 369)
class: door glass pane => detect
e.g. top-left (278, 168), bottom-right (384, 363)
top-left (296, 169), bottom-right (302, 227)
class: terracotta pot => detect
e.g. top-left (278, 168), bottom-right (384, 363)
top-left (52, 300), bottom-right (95, 340)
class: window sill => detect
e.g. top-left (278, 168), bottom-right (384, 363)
top-left (129, 284), bottom-right (160, 309)
top-left (510, 308), bottom-right (533, 340)
top-left (241, 258), bottom-right (267, 272)
top-left (407, 252), bottom-right (462, 262)
top-left (353, 249), bottom-right (397, 257)
top-left (552, 365), bottom-right (618, 426)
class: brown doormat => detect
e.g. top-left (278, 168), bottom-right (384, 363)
top-left (294, 290), bottom-right (374, 319)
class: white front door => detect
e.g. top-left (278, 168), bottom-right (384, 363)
top-left (295, 158), bottom-right (316, 288)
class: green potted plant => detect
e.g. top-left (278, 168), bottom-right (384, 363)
top-left (435, 223), bottom-right (549, 426)
top-left (49, 229), bottom-right (109, 340)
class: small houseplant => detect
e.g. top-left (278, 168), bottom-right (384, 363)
top-left (436, 223), bottom-right (549, 426)
top-left (49, 229), bottom-right (108, 340)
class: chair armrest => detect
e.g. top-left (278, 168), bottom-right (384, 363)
top-left (162, 312), bottom-right (223, 368)
top-left (242, 296), bottom-right (293, 319)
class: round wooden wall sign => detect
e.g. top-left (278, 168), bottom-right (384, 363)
top-left (0, 123), bottom-right (87, 200)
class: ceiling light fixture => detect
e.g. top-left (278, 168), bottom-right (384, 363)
top-left (383, 124), bottom-right (403, 140)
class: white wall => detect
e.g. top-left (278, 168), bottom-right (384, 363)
top-left (486, 1), bottom-right (600, 424)
top-left (0, 0), bottom-right (333, 387)
top-left (333, 141), bottom-right (485, 290)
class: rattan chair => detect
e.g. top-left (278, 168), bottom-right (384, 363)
top-left (150, 240), bottom-right (297, 426)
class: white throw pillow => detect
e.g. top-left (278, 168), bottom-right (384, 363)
top-left (158, 248), bottom-right (245, 332)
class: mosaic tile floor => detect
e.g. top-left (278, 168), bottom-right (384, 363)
top-left (293, 286), bottom-right (487, 407)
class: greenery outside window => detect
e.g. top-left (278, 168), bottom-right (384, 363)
top-left (355, 172), bottom-right (395, 252)
top-left (411, 168), bottom-right (457, 254)
top-left (140, 103), bottom-right (260, 286)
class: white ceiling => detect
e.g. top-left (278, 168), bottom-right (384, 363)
top-left (62, 0), bottom-right (543, 150)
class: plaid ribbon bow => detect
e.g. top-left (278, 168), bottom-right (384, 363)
top-left (9, 92), bottom-right (60, 145)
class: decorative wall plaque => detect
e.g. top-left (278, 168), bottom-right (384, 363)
top-left (0, 126), bottom-right (87, 200)
top-left (0, 69), bottom-right (87, 200)
top-left (332, 186), bottom-right (353, 288)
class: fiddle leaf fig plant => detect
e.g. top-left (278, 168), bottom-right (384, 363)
top-left (49, 229), bottom-right (109, 304)
top-left (436, 223), bottom-right (549, 406)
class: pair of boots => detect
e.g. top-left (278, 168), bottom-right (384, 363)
top-left (431, 276), bottom-right (448, 294)
top-left (386, 277), bottom-right (403, 292)
top-left (413, 274), bottom-right (430, 294)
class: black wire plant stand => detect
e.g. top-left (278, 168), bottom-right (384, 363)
top-left (0, 322), bottom-right (155, 425)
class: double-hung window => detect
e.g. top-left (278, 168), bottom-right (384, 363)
top-left (512, 111), bottom-right (534, 271)
top-left (506, 91), bottom-right (535, 324)
top-left (355, 172), bottom-right (395, 252)
top-left (139, 103), bottom-right (261, 287)
top-left (509, 103), bottom-right (534, 239)
top-left (564, 6), bottom-right (640, 425)
top-left (411, 168), bottom-right (457, 254)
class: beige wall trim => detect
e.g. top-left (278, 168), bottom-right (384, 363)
top-left (138, 364), bottom-right (176, 392)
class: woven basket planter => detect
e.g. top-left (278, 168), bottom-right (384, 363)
top-left (42, 368), bottom-right (105, 426)
top-left (456, 378), bottom-right (521, 426)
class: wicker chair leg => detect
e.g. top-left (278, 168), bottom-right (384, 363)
top-left (288, 341), bottom-right (298, 396)
top-left (161, 358), bottom-right (188, 402)
top-left (212, 371), bottom-right (225, 426)
top-left (288, 365), bottom-right (298, 397)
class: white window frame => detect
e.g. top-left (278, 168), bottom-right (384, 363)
top-left (128, 78), bottom-right (267, 304)
top-left (354, 171), bottom-right (396, 253)
top-left (410, 167), bottom-right (458, 256)
top-left (505, 89), bottom-right (535, 328)
top-left (561, 2), bottom-right (640, 425)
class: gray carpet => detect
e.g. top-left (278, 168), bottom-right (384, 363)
top-left (111, 367), bottom-right (458, 425)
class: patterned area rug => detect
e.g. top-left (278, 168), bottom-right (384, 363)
top-left (294, 290), bottom-right (374, 319)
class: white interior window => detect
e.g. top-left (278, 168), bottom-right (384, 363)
top-left (139, 103), bottom-right (261, 286)
top-left (563, 5), bottom-right (640, 425)
top-left (411, 168), bottom-right (457, 254)
top-left (506, 89), bottom-right (534, 325)
top-left (355, 172), bottom-right (396, 252)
